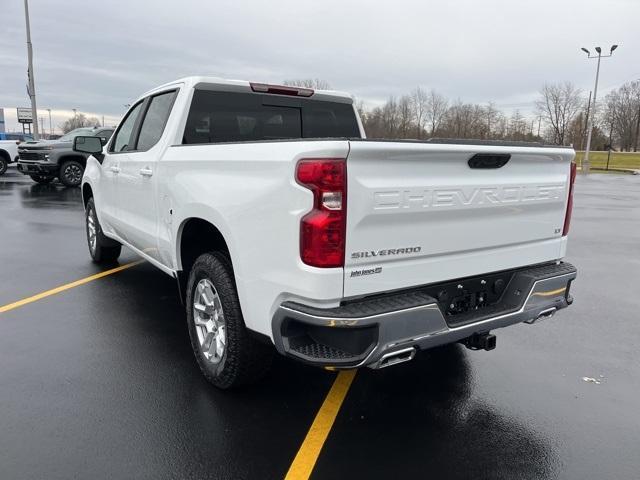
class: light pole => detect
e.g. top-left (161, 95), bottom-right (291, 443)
top-left (23, 0), bottom-right (39, 140)
top-left (46, 108), bottom-right (52, 136)
top-left (580, 44), bottom-right (618, 174)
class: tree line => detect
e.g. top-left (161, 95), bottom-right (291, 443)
top-left (359, 88), bottom-right (539, 143)
top-left (286, 78), bottom-right (640, 150)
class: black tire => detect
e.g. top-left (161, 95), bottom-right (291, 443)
top-left (59, 159), bottom-right (84, 187)
top-left (0, 157), bottom-right (8, 176)
top-left (85, 197), bottom-right (121, 263)
top-left (29, 175), bottom-right (53, 184)
top-left (186, 252), bottom-right (273, 389)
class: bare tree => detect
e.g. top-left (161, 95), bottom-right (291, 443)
top-left (60, 113), bottom-right (101, 133)
top-left (535, 82), bottom-right (583, 145)
top-left (604, 80), bottom-right (640, 151)
top-left (282, 78), bottom-right (332, 89)
top-left (441, 100), bottom-right (486, 138)
top-left (507, 110), bottom-right (529, 141)
top-left (381, 97), bottom-right (400, 138)
top-left (484, 102), bottom-right (501, 139)
top-left (411, 87), bottom-right (429, 138)
top-left (425, 89), bottom-right (448, 136)
top-left (397, 95), bottom-right (414, 138)
top-left (567, 111), bottom-right (587, 148)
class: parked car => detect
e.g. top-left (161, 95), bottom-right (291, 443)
top-left (17, 127), bottom-right (114, 186)
top-left (75, 77), bottom-right (578, 389)
top-left (0, 133), bottom-right (33, 175)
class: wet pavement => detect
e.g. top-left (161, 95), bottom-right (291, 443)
top-left (1, 166), bottom-right (639, 479)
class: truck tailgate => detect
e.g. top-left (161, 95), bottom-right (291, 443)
top-left (343, 141), bottom-right (575, 297)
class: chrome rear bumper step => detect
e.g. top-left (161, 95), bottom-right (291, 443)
top-left (272, 262), bottom-right (577, 369)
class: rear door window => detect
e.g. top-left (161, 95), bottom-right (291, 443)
top-left (183, 90), bottom-right (360, 144)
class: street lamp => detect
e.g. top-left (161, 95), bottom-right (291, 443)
top-left (580, 44), bottom-right (619, 174)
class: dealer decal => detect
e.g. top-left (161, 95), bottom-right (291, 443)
top-left (350, 267), bottom-right (383, 278)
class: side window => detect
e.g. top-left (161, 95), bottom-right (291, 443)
top-left (110, 102), bottom-right (143, 153)
top-left (136, 90), bottom-right (178, 151)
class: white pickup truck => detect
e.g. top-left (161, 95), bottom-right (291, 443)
top-left (74, 77), bottom-right (577, 389)
top-left (0, 133), bottom-right (33, 175)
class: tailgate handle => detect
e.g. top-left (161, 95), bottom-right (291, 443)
top-left (468, 153), bottom-right (511, 169)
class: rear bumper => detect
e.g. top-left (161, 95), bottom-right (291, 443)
top-left (272, 262), bottom-right (577, 369)
top-left (17, 161), bottom-right (58, 177)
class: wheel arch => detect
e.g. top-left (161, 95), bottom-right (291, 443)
top-left (59, 154), bottom-right (88, 167)
top-left (0, 149), bottom-right (10, 162)
top-left (177, 217), bottom-right (230, 273)
top-left (175, 217), bottom-right (233, 303)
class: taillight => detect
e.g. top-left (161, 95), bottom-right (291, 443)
top-left (296, 158), bottom-right (346, 268)
top-left (562, 161), bottom-right (577, 236)
top-left (250, 82), bottom-right (314, 97)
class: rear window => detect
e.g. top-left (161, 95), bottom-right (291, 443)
top-left (183, 90), bottom-right (360, 144)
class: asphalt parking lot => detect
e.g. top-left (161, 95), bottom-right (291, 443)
top-left (1, 167), bottom-right (639, 480)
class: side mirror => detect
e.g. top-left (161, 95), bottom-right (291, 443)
top-left (73, 136), bottom-right (103, 154)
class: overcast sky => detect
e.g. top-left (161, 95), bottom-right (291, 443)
top-left (1, 0), bottom-right (638, 133)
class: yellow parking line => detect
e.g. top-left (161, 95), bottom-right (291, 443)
top-left (0, 260), bottom-right (144, 314)
top-left (285, 369), bottom-right (357, 480)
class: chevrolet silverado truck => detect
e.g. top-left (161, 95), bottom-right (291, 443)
top-left (73, 77), bottom-right (577, 389)
top-left (17, 127), bottom-right (114, 186)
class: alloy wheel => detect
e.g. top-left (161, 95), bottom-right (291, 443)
top-left (193, 278), bottom-right (227, 364)
top-left (87, 207), bottom-right (97, 255)
top-left (65, 164), bottom-right (82, 185)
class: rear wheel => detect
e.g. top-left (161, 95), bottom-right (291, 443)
top-left (85, 197), bottom-right (121, 263)
top-left (29, 175), bottom-right (53, 184)
top-left (186, 252), bottom-right (273, 389)
top-left (59, 160), bottom-right (84, 187)
top-left (0, 157), bottom-right (8, 176)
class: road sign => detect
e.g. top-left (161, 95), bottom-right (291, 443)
top-left (17, 107), bottom-right (33, 124)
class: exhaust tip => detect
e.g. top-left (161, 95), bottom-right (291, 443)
top-left (374, 347), bottom-right (417, 369)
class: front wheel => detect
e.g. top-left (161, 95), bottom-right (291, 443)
top-left (59, 160), bottom-right (84, 187)
top-left (29, 175), bottom-right (53, 184)
top-left (0, 157), bottom-right (8, 175)
top-left (186, 252), bottom-right (273, 389)
top-left (85, 197), bottom-right (121, 263)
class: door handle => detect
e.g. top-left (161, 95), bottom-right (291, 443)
top-left (139, 167), bottom-right (153, 177)
top-left (109, 165), bottom-right (120, 173)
